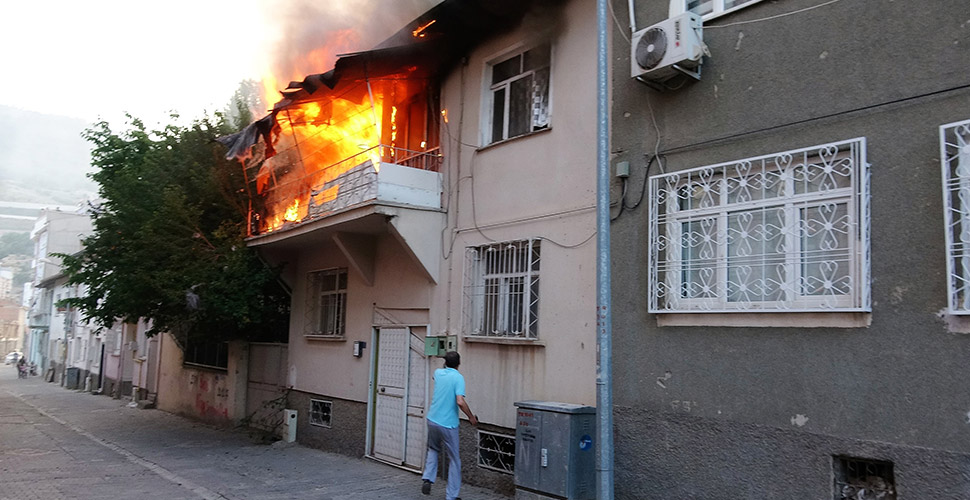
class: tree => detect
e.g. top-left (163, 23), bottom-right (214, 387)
top-left (60, 106), bottom-right (290, 343)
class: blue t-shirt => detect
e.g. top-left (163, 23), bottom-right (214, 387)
top-left (427, 367), bottom-right (465, 428)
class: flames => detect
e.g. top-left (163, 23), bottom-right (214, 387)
top-left (259, 86), bottom-right (385, 232)
top-left (250, 20), bottom-right (439, 235)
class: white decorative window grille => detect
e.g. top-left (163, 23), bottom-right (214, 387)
top-left (309, 399), bottom-right (332, 428)
top-left (833, 456), bottom-right (896, 500)
top-left (486, 43), bottom-right (551, 145)
top-left (648, 138), bottom-right (870, 313)
top-left (464, 239), bottom-right (540, 338)
top-left (305, 268), bottom-right (347, 336)
top-left (478, 430), bottom-right (515, 474)
top-left (941, 119), bottom-right (970, 314)
top-left (674, 0), bottom-right (764, 19)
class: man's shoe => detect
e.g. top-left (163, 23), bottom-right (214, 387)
top-left (421, 479), bottom-right (432, 495)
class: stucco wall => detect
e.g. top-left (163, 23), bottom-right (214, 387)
top-left (156, 333), bottom-right (247, 425)
top-left (286, 233), bottom-right (433, 402)
top-left (434, 0), bottom-right (598, 429)
top-left (610, 0), bottom-right (970, 497)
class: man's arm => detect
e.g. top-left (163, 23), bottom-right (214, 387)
top-left (456, 395), bottom-right (478, 426)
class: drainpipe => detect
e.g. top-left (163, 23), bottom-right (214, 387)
top-left (595, 0), bottom-right (615, 498)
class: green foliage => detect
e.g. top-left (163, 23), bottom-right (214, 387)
top-left (60, 106), bottom-right (289, 342)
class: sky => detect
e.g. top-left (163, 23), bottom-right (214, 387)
top-left (0, 0), bottom-right (440, 128)
top-left (0, 0), bottom-right (271, 127)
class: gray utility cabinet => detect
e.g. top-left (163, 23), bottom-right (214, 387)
top-left (514, 401), bottom-right (596, 500)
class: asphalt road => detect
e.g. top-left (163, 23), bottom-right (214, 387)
top-left (0, 366), bottom-right (502, 500)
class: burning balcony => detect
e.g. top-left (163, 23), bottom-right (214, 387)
top-left (220, 49), bottom-right (443, 238)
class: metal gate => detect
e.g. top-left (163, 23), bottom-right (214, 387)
top-left (371, 327), bottom-right (428, 469)
top-left (246, 343), bottom-right (288, 432)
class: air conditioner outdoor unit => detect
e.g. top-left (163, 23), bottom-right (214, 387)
top-left (631, 12), bottom-right (704, 83)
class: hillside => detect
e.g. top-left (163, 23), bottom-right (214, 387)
top-left (0, 105), bottom-right (97, 205)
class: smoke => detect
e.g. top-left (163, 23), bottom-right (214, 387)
top-left (262, 0), bottom-right (442, 89)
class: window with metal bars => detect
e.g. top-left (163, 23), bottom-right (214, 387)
top-left (833, 456), bottom-right (896, 500)
top-left (477, 430), bottom-right (515, 474)
top-left (648, 138), bottom-right (870, 313)
top-left (486, 43), bottom-right (551, 145)
top-left (941, 118), bottom-right (970, 314)
top-left (464, 239), bottom-right (540, 339)
top-left (305, 268), bottom-right (347, 337)
top-left (309, 399), bottom-right (332, 428)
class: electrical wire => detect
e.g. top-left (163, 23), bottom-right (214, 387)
top-left (704, 0), bottom-right (843, 29)
top-left (609, 0), bottom-right (631, 44)
top-left (660, 81), bottom-right (970, 156)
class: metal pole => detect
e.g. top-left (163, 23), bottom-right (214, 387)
top-left (595, 0), bottom-right (614, 498)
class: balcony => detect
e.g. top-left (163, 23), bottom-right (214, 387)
top-left (249, 144), bottom-right (442, 237)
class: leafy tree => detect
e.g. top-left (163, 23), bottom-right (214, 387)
top-left (60, 107), bottom-right (289, 342)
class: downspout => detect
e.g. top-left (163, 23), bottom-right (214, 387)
top-left (596, 0), bottom-right (615, 498)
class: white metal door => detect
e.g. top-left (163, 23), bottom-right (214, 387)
top-left (372, 327), bottom-right (428, 469)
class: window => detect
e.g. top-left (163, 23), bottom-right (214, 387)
top-left (478, 430), bottom-right (515, 474)
top-left (942, 119), bottom-right (970, 314)
top-left (486, 43), bottom-right (551, 144)
top-left (305, 268), bottom-right (348, 337)
top-left (671, 0), bottom-right (763, 19)
top-left (464, 240), bottom-right (540, 338)
top-left (648, 138), bottom-right (870, 313)
top-left (309, 399), bottom-right (332, 428)
top-left (183, 339), bottom-right (228, 370)
top-left (833, 456), bottom-right (896, 500)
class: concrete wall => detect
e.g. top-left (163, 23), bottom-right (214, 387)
top-left (434, 0), bottom-right (598, 430)
top-left (285, 233), bottom-right (433, 403)
top-left (610, 0), bottom-right (970, 497)
top-left (155, 333), bottom-right (248, 425)
top-left (288, 390), bottom-right (368, 458)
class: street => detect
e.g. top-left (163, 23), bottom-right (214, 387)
top-left (0, 367), bottom-right (501, 500)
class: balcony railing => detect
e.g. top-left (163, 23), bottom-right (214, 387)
top-left (250, 145), bottom-right (442, 236)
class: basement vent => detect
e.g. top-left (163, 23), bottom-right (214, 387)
top-left (309, 399), bottom-right (332, 428)
top-left (833, 456), bottom-right (896, 500)
top-left (478, 430), bottom-right (515, 474)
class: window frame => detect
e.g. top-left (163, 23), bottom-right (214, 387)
top-left (648, 138), bottom-right (870, 314)
top-left (304, 268), bottom-right (348, 338)
top-left (670, 0), bottom-right (766, 21)
top-left (482, 42), bottom-right (553, 146)
top-left (477, 429), bottom-right (515, 474)
top-left (941, 118), bottom-right (970, 314)
top-left (464, 239), bottom-right (541, 339)
top-left (309, 398), bottom-right (333, 428)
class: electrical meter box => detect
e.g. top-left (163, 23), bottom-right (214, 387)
top-left (514, 401), bottom-right (596, 500)
top-left (424, 335), bottom-right (457, 356)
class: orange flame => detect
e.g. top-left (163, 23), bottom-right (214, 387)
top-left (412, 19), bottom-right (436, 38)
top-left (253, 31), bottom-right (434, 235)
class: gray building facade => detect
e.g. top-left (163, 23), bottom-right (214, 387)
top-left (610, 0), bottom-right (970, 498)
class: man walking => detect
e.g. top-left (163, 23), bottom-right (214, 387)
top-left (422, 351), bottom-right (477, 499)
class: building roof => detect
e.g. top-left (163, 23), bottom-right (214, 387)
top-left (218, 0), bottom-right (545, 161)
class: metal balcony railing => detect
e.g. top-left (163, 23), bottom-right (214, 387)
top-left (250, 145), bottom-right (442, 236)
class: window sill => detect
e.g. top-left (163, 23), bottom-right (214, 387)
top-left (182, 362), bottom-right (228, 373)
top-left (656, 312), bottom-right (871, 329)
top-left (477, 127), bottom-right (552, 153)
top-left (304, 335), bottom-right (346, 342)
top-left (463, 336), bottom-right (546, 347)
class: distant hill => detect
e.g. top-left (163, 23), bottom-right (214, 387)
top-left (0, 105), bottom-right (97, 205)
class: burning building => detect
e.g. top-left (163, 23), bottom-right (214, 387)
top-left (218, 0), bottom-right (598, 495)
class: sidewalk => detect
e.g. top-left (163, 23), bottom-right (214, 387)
top-left (0, 367), bottom-right (504, 499)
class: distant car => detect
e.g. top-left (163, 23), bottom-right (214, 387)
top-left (4, 352), bottom-right (21, 365)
